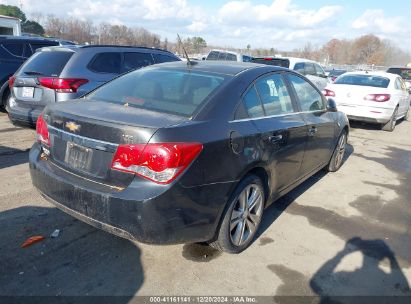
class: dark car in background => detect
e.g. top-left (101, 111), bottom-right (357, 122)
top-left (387, 67), bottom-right (411, 88)
top-left (29, 61), bottom-right (349, 253)
top-left (7, 45), bottom-right (180, 126)
top-left (326, 69), bottom-right (347, 82)
top-left (0, 35), bottom-right (61, 111)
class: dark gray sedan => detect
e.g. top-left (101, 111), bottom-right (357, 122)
top-left (29, 61), bottom-right (349, 253)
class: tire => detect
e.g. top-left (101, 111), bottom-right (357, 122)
top-left (382, 106), bottom-right (398, 132)
top-left (326, 129), bottom-right (347, 172)
top-left (404, 107), bottom-right (410, 121)
top-left (1, 89), bottom-right (10, 112)
top-left (210, 174), bottom-right (265, 254)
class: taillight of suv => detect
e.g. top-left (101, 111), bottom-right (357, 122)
top-left (38, 77), bottom-right (88, 93)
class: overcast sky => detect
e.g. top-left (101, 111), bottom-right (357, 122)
top-left (4, 0), bottom-right (411, 51)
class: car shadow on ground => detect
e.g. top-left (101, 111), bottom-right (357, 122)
top-left (309, 237), bottom-right (410, 303)
top-left (0, 147), bottom-right (29, 170)
top-left (255, 143), bottom-right (354, 241)
top-left (349, 119), bottom-right (407, 131)
top-left (0, 206), bottom-right (144, 297)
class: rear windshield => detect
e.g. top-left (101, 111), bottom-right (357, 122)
top-left (86, 68), bottom-right (229, 117)
top-left (387, 68), bottom-right (411, 80)
top-left (334, 74), bottom-right (390, 88)
top-left (18, 51), bottom-right (73, 77)
top-left (251, 58), bottom-right (290, 68)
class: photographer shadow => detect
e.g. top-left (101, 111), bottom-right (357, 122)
top-left (310, 237), bottom-right (410, 303)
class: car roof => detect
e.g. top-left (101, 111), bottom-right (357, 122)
top-left (150, 60), bottom-right (287, 76)
top-left (36, 44), bottom-right (176, 55)
top-left (0, 35), bottom-right (59, 43)
top-left (341, 71), bottom-right (400, 80)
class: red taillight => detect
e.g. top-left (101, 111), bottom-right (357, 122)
top-left (36, 114), bottom-right (50, 147)
top-left (263, 58), bottom-right (273, 61)
top-left (8, 75), bottom-right (16, 89)
top-left (364, 94), bottom-right (390, 102)
top-left (322, 89), bottom-right (335, 97)
top-left (38, 77), bottom-right (88, 93)
top-left (111, 142), bottom-right (203, 184)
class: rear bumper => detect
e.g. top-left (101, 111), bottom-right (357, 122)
top-left (29, 143), bottom-right (234, 244)
top-left (8, 103), bottom-right (43, 126)
top-left (337, 104), bottom-right (393, 124)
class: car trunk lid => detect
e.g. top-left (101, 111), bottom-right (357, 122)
top-left (42, 100), bottom-right (187, 186)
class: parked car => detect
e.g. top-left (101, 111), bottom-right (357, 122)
top-left (29, 61), bottom-right (349, 253)
top-left (323, 71), bottom-right (410, 131)
top-left (386, 67), bottom-right (411, 90)
top-left (325, 69), bottom-right (347, 82)
top-left (205, 49), bottom-right (253, 62)
top-left (7, 45), bottom-right (180, 126)
top-left (252, 56), bottom-right (330, 91)
top-left (0, 35), bottom-right (61, 111)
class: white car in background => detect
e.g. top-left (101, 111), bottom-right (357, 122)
top-left (252, 56), bottom-right (330, 91)
top-left (323, 71), bottom-right (410, 131)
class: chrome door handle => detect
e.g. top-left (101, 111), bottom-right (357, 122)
top-left (308, 126), bottom-right (317, 136)
top-left (268, 134), bottom-right (283, 143)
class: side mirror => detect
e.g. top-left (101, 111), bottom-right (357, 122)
top-left (327, 98), bottom-right (338, 112)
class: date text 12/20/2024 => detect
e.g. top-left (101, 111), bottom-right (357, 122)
top-left (149, 297), bottom-right (257, 303)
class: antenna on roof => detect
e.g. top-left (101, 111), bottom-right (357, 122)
top-left (177, 34), bottom-right (197, 67)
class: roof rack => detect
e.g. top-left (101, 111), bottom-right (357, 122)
top-left (79, 44), bottom-right (173, 54)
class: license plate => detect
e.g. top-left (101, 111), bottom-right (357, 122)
top-left (22, 87), bottom-right (34, 98)
top-left (65, 142), bottom-right (92, 171)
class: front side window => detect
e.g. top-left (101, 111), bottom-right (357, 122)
top-left (88, 52), bottom-right (122, 74)
top-left (294, 62), bottom-right (305, 74)
top-left (123, 52), bottom-right (154, 71)
top-left (287, 74), bottom-right (325, 112)
top-left (304, 63), bottom-right (316, 76)
top-left (86, 68), bottom-right (228, 117)
top-left (255, 74), bottom-right (294, 116)
top-left (226, 53), bottom-right (237, 61)
top-left (206, 51), bottom-right (219, 60)
top-left (314, 64), bottom-right (326, 77)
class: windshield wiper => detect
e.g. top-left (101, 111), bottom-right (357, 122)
top-left (24, 71), bottom-right (43, 76)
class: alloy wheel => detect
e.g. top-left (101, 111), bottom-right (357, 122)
top-left (230, 184), bottom-right (264, 247)
top-left (334, 133), bottom-right (346, 168)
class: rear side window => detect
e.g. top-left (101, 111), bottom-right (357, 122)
top-left (243, 86), bottom-right (264, 118)
top-left (123, 52), bottom-right (154, 71)
top-left (89, 52), bottom-right (122, 74)
top-left (335, 74), bottom-right (390, 88)
top-left (153, 53), bottom-right (178, 63)
top-left (217, 52), bottom-right (227, 60)
top-left (255, 74), bottom-right (294, 116)
top-left (86, 68), bottom-right (228, 117)
top-left (206, 51), bottom-right (219, 60)
top-left (287, 74), bottom-right (325, 112)
top-left (2, 43), bottom-right (24, 57)
top-left (18, 51), bottom-right (73, 77)
top-left (226, 53), bottom-right (237, 61)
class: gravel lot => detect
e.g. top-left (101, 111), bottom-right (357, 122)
top-left (0, 111), bottom-right (410, 299)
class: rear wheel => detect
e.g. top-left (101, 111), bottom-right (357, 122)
top-left (326, 129), bottom-right (347, 172)
top-left (210, 175), bottom-right (265, 253)
top-left (382, 106), bottom-right (398, 132)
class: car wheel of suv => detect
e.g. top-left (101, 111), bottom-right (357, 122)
top-left (326, 129), bottom-right (347, 172)
top-left (382, 106), bottom-right (398, 132)
top-left (210, 175), bottom-right (265, 254)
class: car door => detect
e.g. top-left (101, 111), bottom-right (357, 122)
top-left (397, 78), bottom-right (410, 115)
top-left (286, 73), bottom-right (335, 176)
top-left (239, 73), bottom-right (308, 194)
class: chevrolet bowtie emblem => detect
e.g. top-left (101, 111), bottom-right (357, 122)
top-left (65, 121), bottom-right (81, 132)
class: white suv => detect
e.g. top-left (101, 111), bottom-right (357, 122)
top-left (252, 56), bottom-right (330, 91)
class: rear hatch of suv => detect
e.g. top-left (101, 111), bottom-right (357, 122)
top-left (12, 48), bottom-right (76, 111)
